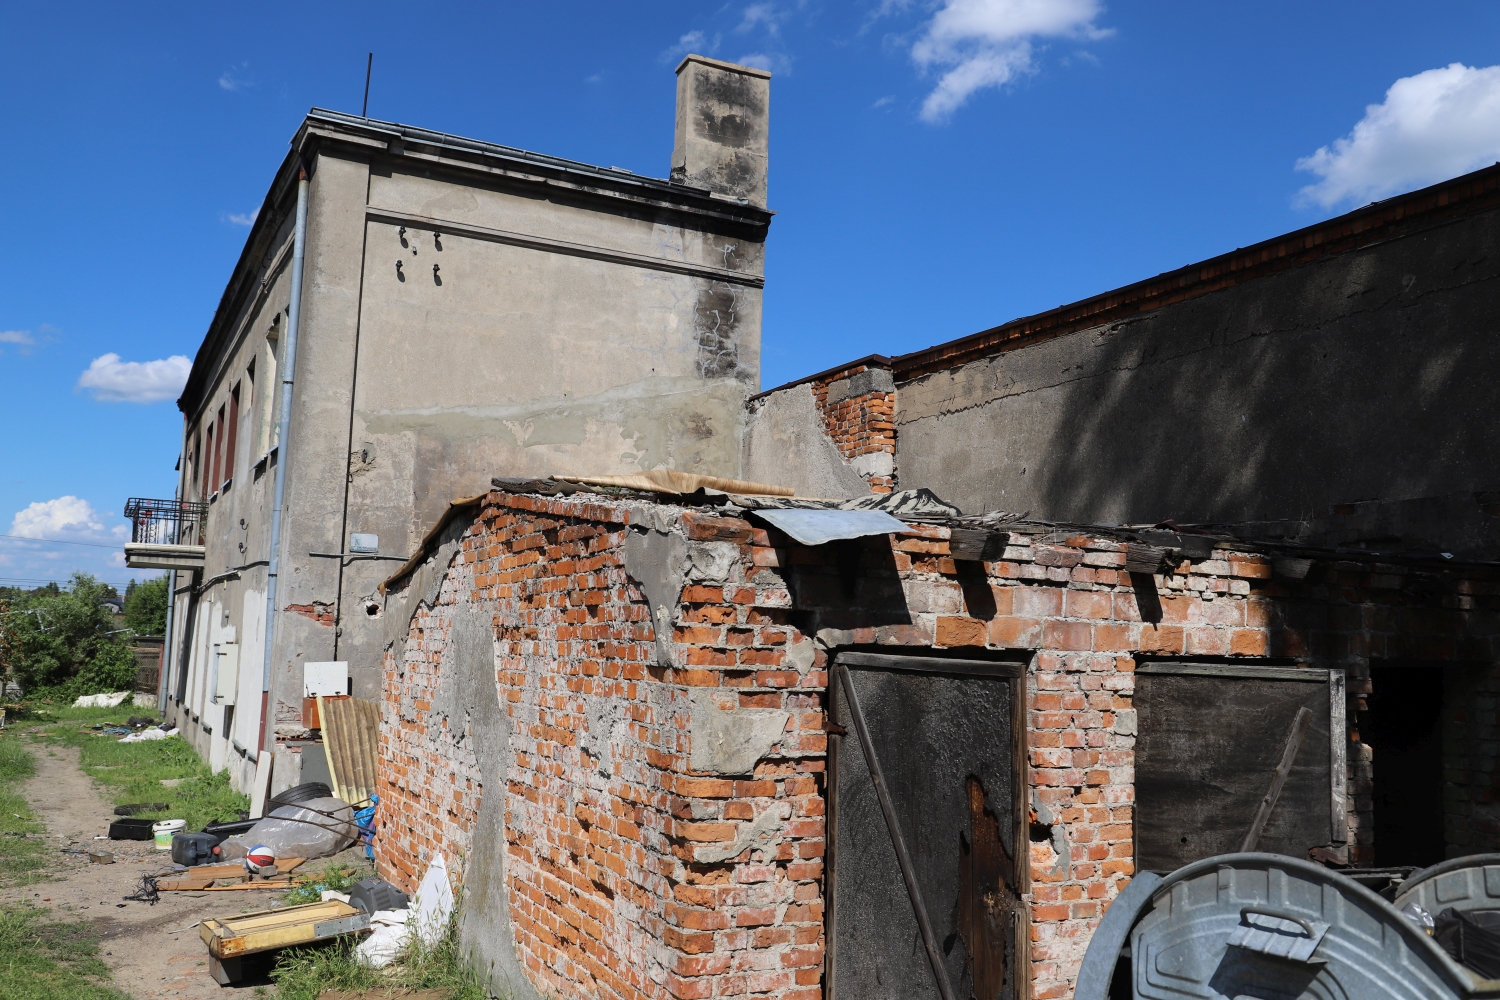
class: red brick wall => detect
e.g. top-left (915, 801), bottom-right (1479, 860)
top-left (808, 365), bottom-right (896, 493)
top-left (379, 491), bottom-right (1500, 1000)
top-left (378, 495), bottom-right (827, 1000)
top-left (378, 561), bottom-right (483, 889)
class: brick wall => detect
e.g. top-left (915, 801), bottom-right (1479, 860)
top-left (808, 365), bottom-right (896, 493)
top-left (378, 559), bottom-right (482, 889)
top-left (378, 491), bottom-right (1500, 1000)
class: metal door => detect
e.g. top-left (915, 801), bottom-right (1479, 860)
top-left (829, 652), bottom-right (1028, 1000)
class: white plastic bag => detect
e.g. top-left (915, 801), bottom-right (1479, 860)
top-left (219, 796), bottom-right (356, 861)
top-left (355, 909), bottom-right (412, 969)
top-left (119, 727), bottom-right (178, 743)
top-left (72, 691), bottom-right (132, 708)
top-left (352, 854), bottom-right (453, 969)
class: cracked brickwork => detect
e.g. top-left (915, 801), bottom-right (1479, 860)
top-left (377, 491), bottom-right (1500, 1000)
top-left (809, 364), bottom-right (896, 493)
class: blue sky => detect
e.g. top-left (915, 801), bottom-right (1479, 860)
top-left (5, 0), bottom-right (1500, 589)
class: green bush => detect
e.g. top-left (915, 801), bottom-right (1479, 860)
top-left (122, 577), bottom-right (168, 637)
top-left (2, 574), bottom-right (136, 696)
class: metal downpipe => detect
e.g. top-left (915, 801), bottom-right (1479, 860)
top-left (260, 168), bottom-right (310, 755)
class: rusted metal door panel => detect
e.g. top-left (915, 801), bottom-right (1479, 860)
top-left (830, 653), bottom-right (1025, 1000)
top-left (1135, 664), bottom-right (1345, 873)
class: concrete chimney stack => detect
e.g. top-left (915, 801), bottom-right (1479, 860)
top-left (671, 55), bottom-right (771, 207)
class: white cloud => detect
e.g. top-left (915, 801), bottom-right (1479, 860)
top-left (738, 3), bottom-right (784, 36)
top-left (219, 63), bottom-right (252, 92)
top-left (11, 496), bottom-right (107, 540)
top-left (0, 329), bottom-right (36, 356)
top-left (1296, 63), bottom-right (1500, 209)
top-left (736, 52), bottom-right (788, 74)
top-left (662, 29), bottom-right (721, 63)
top-left (908, 0), bottom-right (1111, 122)
top-left (225, 208), bottom-right (258, 227)
top-left (77, 353), bottom-right (191, 404)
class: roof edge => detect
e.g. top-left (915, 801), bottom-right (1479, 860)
top-left (886, 161), bottom-right (1500, 382)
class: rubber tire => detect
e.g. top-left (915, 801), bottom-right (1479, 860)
top-left (269, 781), bottom-right (332, 806)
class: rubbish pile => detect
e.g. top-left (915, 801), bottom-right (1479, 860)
top-left (197, 856), bottom-right (450, 984)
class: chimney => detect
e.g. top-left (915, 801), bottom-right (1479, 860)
top-left (671, 55), bottom-right (771, 207)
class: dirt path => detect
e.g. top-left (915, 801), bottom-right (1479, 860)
top-left (0, 733), bottom-right (272, 998)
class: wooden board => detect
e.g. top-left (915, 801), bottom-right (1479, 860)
top-left (1134, 670), bottom-right (1336, 872)
top-left (158, 878), bottom-right (215, 891)
top-left (204, 880), bottom-right (293, 891)
top-left (200, 900), bottom-right (368, 958)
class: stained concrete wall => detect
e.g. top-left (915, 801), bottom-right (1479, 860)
top-left (170, 66), bottom-right (773, 766)
top-left (897, 206), bottom-right (1500, 523)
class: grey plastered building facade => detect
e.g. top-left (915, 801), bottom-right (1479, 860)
top-left (155, 55), bottom-right (774, 792)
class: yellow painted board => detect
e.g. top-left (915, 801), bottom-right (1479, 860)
top-left (200, 900), bottom-right (366, 958)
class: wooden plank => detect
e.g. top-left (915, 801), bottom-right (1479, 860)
top-left (1329, 669), bottom-right (1348, 844)
top-left (948, 528), bottom-right (990, 561)
top-left (204, 881), bottom-right (294, 891)
top-left (1240, 706), bottom-right (1314, 852)
top-left (1136, 662), bottom-right (1325, 682)
top-left (838, 651), bottom-right (1024, 678)
top-left (158, 878), bottom-right (215, 891)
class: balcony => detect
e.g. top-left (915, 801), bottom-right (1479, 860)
top-left (123, 498), bottom-right (207, 571)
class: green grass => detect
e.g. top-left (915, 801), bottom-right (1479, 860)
top-left (0, 733), bottom-right (51, 887)
top-left (0, 904), bottom-right (130, 1000)
top-left (280, 858), bottom-right (374, 906)
top-left (26, 703), bottom-right (249, 831)
top-left (269, 910), bottom-right (487, 1000)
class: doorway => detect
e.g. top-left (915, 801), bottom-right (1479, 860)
top-left (828, 650), bottom-right (1027, 1000)
top-left (1365, 664), bottom-right (1445, 868)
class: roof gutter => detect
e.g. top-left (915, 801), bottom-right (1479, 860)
top-left (259, 167), bottom-right (309, 756)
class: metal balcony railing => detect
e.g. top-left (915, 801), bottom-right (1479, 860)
top-left (123, 498), bottom-right (208, 546)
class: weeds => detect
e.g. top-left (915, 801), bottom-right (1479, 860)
top-left (0, 735), bottom-right (50, 887)
top-left (0, 903), bottom-right (129, 1000)
top-left (280, 858), bottom-right (373, 906)
top-left (270, 908), bottom-right (487, 1000)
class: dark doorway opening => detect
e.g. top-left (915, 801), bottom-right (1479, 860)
top-left (1366, 665), bottom-right (1445, 868)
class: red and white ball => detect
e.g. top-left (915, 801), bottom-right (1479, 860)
top-left (244, 845), bottom-right (276, 874)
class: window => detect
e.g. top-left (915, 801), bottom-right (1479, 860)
top-left (210, 404), bottom-right (225, 494)
top-left (202, 425), bottom-right (214, 501)
top-left (223, 382), bottom-right (239, 489)
top-left (190, 430), bottom-right (201, 499)
top-left (257, 323), bottom-right (280, 456)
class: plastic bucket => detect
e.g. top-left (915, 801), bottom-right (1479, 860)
top-left (152, 819), bottom-right (186, 850)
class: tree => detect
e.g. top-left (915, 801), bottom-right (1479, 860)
top-left (6, 573), bottom-right (136, 696)
top-left (124, 576), bottom-right (169, 636)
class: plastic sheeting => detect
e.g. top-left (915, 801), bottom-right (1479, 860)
top-left (219, 796), bottom-right (356, 861)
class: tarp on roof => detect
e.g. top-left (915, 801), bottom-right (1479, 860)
top-left (751, 508), bottom-right (910, 546)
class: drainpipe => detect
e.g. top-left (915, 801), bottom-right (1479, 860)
top-left (157, 567), bottom-right (175, 717)
top-left (259, 167), bottom-right (310, 755)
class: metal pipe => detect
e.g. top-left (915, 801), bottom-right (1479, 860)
top-left (157, 567), bottom-right (174, 716)
top-left (260, 168), bottom-right (310, 754)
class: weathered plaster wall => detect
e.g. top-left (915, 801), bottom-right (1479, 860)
top-left (897, 207), bottom-right (1500, 522)
top-left (743, 365), bottom-right (897, 497)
